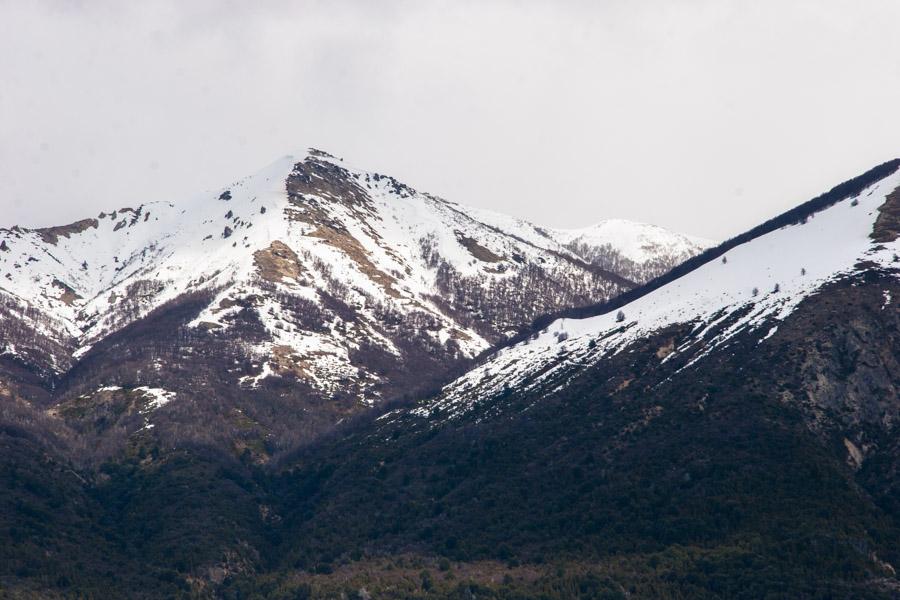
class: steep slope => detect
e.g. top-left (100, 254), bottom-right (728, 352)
top-left (547, 219), bottom-right (713, 284)
top-left (0, 149), bottom-right (643, 460)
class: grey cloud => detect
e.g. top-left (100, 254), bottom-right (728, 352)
top-left (1, 0), bottom-right (899, 239)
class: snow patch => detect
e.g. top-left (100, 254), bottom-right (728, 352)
top-left (134, 386), bottom-right (176, 411)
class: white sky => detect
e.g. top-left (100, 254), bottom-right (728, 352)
top-left (1, 0), bottom-right (899, 240)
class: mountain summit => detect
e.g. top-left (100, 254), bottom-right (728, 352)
top-left (548, 219), bottom-right (713, 283)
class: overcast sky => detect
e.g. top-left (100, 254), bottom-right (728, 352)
top-left (2, 1), bottom-right (900, 240)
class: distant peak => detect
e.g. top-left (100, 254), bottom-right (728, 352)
top-left (549, 219), bottom-right (715, 264)
top-left (559, 219), bottom-right (711, 242)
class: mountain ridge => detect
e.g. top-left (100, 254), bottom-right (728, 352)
top-left (498, 158), bottom-right (900, 349)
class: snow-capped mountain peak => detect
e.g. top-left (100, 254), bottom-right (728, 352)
top-left (550, 219), bottom-right (713, 263)
top-left (546, 218), bottom-right (714, 284)
top-left (1, 150), bottom-right (705, 425)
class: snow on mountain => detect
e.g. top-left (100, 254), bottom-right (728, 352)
top-left (1, 149), bottom-right (673, 412)
top-left (417, 163), bottom-right (900, 420)
top-left (548, 219), bottom-right (713, 284)
top-left (0, 155), bottom-right (299, 370)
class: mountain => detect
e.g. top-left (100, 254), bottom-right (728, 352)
top-left (0, 149), bottom-right (710, 464)
top-left (547, 219), bottom-right (714, 284)
top-left (5, 153), bottom-right (896, 598)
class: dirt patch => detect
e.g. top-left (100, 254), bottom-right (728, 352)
top-left (449, 329), bottom-right (473, 342)
top-left (52, 279), bottom-right (82, 306)
top-left (214, 295), bottom-right (263, 314)
top-left (656, 338), bottom-right (675, 360)
top-left (270, 345), bottom-right (312, 379)
top-left (872, 185), bottom-right (900, 243)
top-left (253, 240), bottom-right (304, 284)
top-left (456, 232), bottom-right (503, 263)
top-left (36, 218), bottom-right (99, 244)
top-left (270, 345), bottom-right (341, 381)
top-left (614, 377), bottom-right (634, 393)
top-left (308, 225), bottom-right (399, 297)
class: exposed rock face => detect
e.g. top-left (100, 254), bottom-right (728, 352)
top-left (35, 217), bottom-right (99, 244)
top-left (253, 241), bottom-right (304, 283)
top-left (793, 282), bottom-right (900, 436)
top-left (872, 185), bottom-right (900, 243)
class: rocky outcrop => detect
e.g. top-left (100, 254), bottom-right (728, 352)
top-left (872, 185), bottom-right (900, 243)
top-left (35, 217), bottom-right (99, 244)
